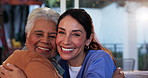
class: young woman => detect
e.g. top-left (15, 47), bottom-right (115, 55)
top-left (56, 9), bottom-right (116, 78)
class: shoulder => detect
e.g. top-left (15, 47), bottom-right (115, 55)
top-left (10, 50), bottom-right (36, 57)
top-left (85, 50), bottom-right (114, 65)
top-left (84, 50), bottom-right (116, 69)
top-left (11, 50), bottom-right (43, 62)
top-left (5, 50), bottom-right (35, 61)
top-left (24, 58), bottom-right (61, 78)
top-left (13, 50), bottom-right (38, 57)
top-left (17, 50), bottom-right (53, 68)
top-left (3, 50), bottom-right (45, 70)
top-left (12, 50), bottom-right (47, 60)
top-left (2, 50), bottom-right (30, 70)
top-left (80, 50), bottom-right (116, 78)
top-left (87, 50), bottom-right (111, 58)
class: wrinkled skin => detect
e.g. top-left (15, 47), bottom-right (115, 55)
top-left (0, 18), bottom-right (57, 78)
top-left (26, 18), bottom-right (57, 59)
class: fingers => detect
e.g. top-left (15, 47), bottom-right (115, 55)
top-left (117, 67), bottom-right (125, 78)
top-left (0, 63), bottom-right (20, 78)
top-left (117, 67), bottom-right (123, 74)
top-left (0, 63), bottom-right (16, 77)
top-left (0, 65), bottom-right (4, 77)
top-left (118, 67), bottom-right (124, 75)
top-left (0, 65), bottom-right (9, 78)
top-left (114, 67), bottom-right (121, 74)
top-left (1, 65), bottom-right (7, 74)
top-left (5, 63), bottom-right (17, 71)
top-left (117, 67), bottom-right (122, 71)
top-left (115, 67), bottom-right (124, 75)
top-left (113, 67), bottom-right (125, 78)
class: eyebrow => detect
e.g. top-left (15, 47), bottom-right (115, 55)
top-left (58, 27), bottom-right (65, 31)
top-left (72, 30), bottom-right (82, 33)
top-left (34, 30), bottom-right (57, 35)
top-left (49, 32), bottom-right (57, 35)
top-left (58, 27), bottom-right (82, 33)
top-left (34, 30), bottom-right (43, 33)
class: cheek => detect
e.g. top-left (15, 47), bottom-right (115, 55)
top-left (51, 40), bottom-right (56, 48)
top-left (56, 36), bottom-right (61, 45)
top-left (26, 38), bottom-right (33, 50)
top-left (73, 38), bottom-right (86, 47)
top-left (26, 36), bottom-right (39, 49)
top-left (29, 36), bottom-right (38, 44)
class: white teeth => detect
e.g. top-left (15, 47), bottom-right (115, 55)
top-left (38, 47), bottom-right (49, 51)
top-left (62, 47), bottom-right (74, 51)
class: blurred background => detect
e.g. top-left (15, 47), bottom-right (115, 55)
top-left (0, 0), bottom-right (148, 71)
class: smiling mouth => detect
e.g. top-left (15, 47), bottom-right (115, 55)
top-left (61, 47), bottom-right (74, 53)
top-left (38, 47), bottom-right (50, 51)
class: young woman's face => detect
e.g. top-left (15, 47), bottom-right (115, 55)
top-left (56, 15), bottom-right (90, 62)
top-left (26, 18), bottom-right (57, 59)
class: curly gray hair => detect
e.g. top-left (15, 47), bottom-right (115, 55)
top-left (25, 7), bottom-right (60, 35)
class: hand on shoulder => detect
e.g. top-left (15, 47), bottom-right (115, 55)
top-left (0, 63), bottom-right (26, 78)
top-left (113, 67), bottom-right (125, 78)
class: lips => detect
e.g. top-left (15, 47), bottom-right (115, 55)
top-left (37, 46), bottom-right (50, 52)
top-left (61, 47), bottom-right (74, 53)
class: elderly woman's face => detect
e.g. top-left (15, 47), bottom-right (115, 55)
top-left (26, 18), bottom-right (57, 59)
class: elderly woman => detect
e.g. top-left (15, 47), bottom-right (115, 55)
top-left (0, 7), bottom-right (62, 78)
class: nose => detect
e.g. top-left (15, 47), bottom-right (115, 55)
top-left (41, 36), bottom-right (50, 45)
top-left (63, 35), bottom-right (71, 45)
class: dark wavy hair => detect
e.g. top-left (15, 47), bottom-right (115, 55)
top-left (57, 9), bottom-right (114, 59)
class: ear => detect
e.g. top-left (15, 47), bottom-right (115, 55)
top-left (85, 34), bottom-right (93, 46)
top-left (26, 32), bottom-right (30, 38)
top-left (25, 33), bottom-right (29, 45)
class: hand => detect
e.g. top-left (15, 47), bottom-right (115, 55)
top-left (112, 67), bottom-right (125, 78)
top-left (0, 63), bottom-right (26, 78)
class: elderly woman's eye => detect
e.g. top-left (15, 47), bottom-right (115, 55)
top-left (49, 36), bottom-right (56, 38)
top-left (36, 34), bottom-right (43, 36)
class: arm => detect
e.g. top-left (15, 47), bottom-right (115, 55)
top-left (1, 50), bottom-right (61, 78)
top-left (85, 52), bottom-right (116, 78)
top-left (0, 50), bottom-right (27, 78)
top-left (24, 59), bottom-right (61, 78)
top-left (0, 64), bottom-right (26, 78)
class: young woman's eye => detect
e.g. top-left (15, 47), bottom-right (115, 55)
top-left (73, 34), bottom-right (80, 37)
top-left (58, 31), bottom-right (65, 34)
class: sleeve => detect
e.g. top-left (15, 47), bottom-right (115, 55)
top-left (2, 50), bottom-right (26, 70)
top-left (24, 58), bottom-right (61, 78)
top-left (85, 52), bottom-right (116, 78)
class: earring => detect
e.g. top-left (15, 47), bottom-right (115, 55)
top-left (87, 45), bottom-right (89, 49)
top-left (85, 45), bottom-right (89, 50)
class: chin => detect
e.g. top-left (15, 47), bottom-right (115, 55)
top-left (61, 56), bottom-right (71, 60)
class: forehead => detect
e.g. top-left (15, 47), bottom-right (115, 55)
top-left (59, 15), bottom-right (85, 31)
top-left (31, 18), bottom-right (57, 32)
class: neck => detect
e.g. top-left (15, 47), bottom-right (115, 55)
top-left (68, 52), bottom-right (86, 67)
